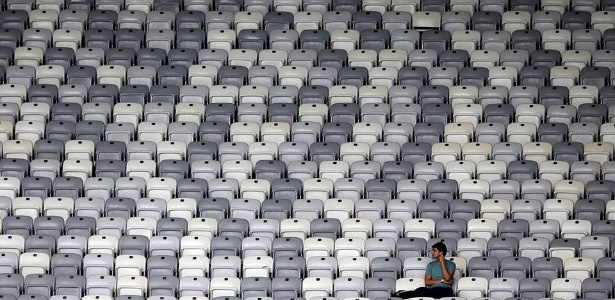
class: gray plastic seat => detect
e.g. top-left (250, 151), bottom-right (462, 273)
top-left (0, 273), bottom-right (24, 297)
top-left (519, 278), bottom-right (551, 300)
top-left (500, 256), bottom-right (532, 281)
top-left (532, 257), bottom-right (563, 280)
top-left (468, 256), bottom-right (500, 279)
top-left (338, 66), bottom-right (368, 87)
top-left (24, 274), bottom-right (55, 298)
top-left (472, 11), bottom-right (502, 33)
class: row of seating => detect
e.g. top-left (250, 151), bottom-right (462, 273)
top-left (6, 9), bottom-right (615, 35)
top-left (4, 26), bottom-right (615, 54)
top-left (4, 48), bottom-right (615, 76)
top-left (2, 64), bottom-right (615, 91)
top-left (0, 275), bottom-right (611, 300)
top-left (0, 184), bottom-right (613, 220)
top-left (3, 214), bottom-right (615, 252)
top-left (2, 204), bottom-right (615, 237)
top-left (0, 0), bottom-right (613, 13)
top-left (0, 159), bottom-right (614, 197)
top-left (4, 83), bottom-right (615, 110)
top-left (0, 250), bottom-right (611, 279)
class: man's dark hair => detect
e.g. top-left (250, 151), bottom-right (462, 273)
top-left (432, 242), bottom-right (447, 256)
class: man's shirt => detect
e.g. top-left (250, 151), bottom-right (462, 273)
top-left (426, 259), bottom-right (456, 288)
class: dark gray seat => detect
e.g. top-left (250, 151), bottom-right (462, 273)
top-left (420, 30), bottom-right (451, 54)
top-left (44, 47), bottom-right (75, 70)
top-left (310, 218), bottom-right (341, 240)
top-left (472, 11), bottom-right (501, 33)
top-left (119, 235), bottom-right (150, 256)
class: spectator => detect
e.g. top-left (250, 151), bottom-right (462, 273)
top-left (394, 242), bottom-right (456, 299)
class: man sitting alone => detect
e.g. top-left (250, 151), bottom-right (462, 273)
top-left (394, 242), bottom-right (456, 299)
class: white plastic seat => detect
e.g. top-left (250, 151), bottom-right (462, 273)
top-left (452, 30), bottom-right (481, 53)
top-left (554, 180), bottom-right (585, 202)
top-left (562, 51), bottom-right (592, 70)
top-left (261, 122), bottom-right (291, 145)
top-left (117, 275), bottom-right (148, 296)
top-left (126, 217), bottom-right (157, 239)
top-left (550, 278), bottom-right (582, 300)
top-left (43, 197), bottom-right (74, 221)
top-left (294, 11), bottom-right (322, 33)
top-left (396, 277), bottom-right (426, 293)
top-left (14, 47), bottom-right (44, 67)
top-left (523, 142), bottom-right (553, 164)
top-left (126, 160), bottom-right (156, 181)
top-left (36, 65), bottom-right (64, 86)
top-left (502, 11), bottom-right (531, 32)
top-left (280, 218), bottom-right (311, 241)
top-left (0, 234), bottom-right (24, 255)
top-left (369, 67), bottom-right (398, 88)
top-left (62, 159), bottom-right (93, 182)
top-left (278, 66), bottom-right (308, 88)
top-left (115, 254), bottom-right (146, 278)
top-left (548, 66), bottom-right (579, 88)
top-left (240, 179), bottom-right (271, 202)
top-left (15, 120), bottom-right (45, 143)
top-left (449, 85), bottom-right (479, 107)
top-left (187, 218), bottom-right (218, 240)
top-left (52, 29), bottom-right (82, 51)
top-left (0, 176), bottom-right (20, 199)
top-left (431, 142), bottom-right (462, 165)
top-left (179, 254), bottom-right (209, 277)
top-left (97, 65), bottom-right (126, 88)
top-left (379, 49), bottom-right (408, 69)
top-left (480, 199), bottom-right (510, 222)
top-left (302, 277), bottom-right (333, 299)
top-left (542, 29), bottom-right (572, 53)
top-left (570, 87), bottom-right (598, 113)
top-left (146, 177), bottom-right (177, 201)
top-left (88, 235), bottom-right (119, 256)
top-left (243, 255), bottom-right (274, 277)
top-left (584, 142), bottom-right (614, 164)
top-left (65, 140), bottom-right (95, 160)
top-left (342, 218), bottom-right (372, 240)
top-left (592, 11), bottom-right (615, 33)
top-left (561, 219), bottom-right (592, 239)
top-left (13, 196), bottom-right (42, 220)
top-left (467, 218), bottom-right (498, 239)
top-left (0, 84), bottom-right (27, 106)
top-left (456, 277), bottom-right (489, 299)
top-left (331, 30), bottom-right (360, 52)
top-left (507, 122), bottom-right (537, 144)
top-left (459, 179), bottom-right (490, 201)
top-left (444, 122), bottom-right (474, 146)
top-left (19, 252), bottom-right (49, 277)
top-left (544, 198), bottom-right (574, 224)
top-left (404, 218), bottom-right (435, 240)
top-left (539, 160), bottom-right (570, 186)
top-left (258, 49), bottom-right (288, 69)
top-left (137, 122), bottom-right (168, 144)
top-left (359, 85), bottom-right (388, 105)
top-left (489, 66), bottom-right (518, 89)
top-left (446, 160), bottom-right (476, 183)
top-left (338, 256), bottom-right (370, 278)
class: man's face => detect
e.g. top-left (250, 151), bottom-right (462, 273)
top-left (431, 248), bottom-right (441, 259)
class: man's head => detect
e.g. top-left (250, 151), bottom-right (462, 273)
top-left (431, 242), bottom-right (447, 259)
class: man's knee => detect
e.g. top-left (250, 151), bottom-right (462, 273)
top-left (413, 287), bottom-right (429, 297)
top-left (432, 287), bottom-right (454, 298)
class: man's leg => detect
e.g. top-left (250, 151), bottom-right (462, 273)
top-left (428, 286), bottom-right (455, 299)
top-left (395, 287), bottom-right (430, 299)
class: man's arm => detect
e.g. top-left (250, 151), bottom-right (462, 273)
top-left (424, 274), bottom-right (441, 287)
top-left (438, 258), bottom-right (454, 282)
